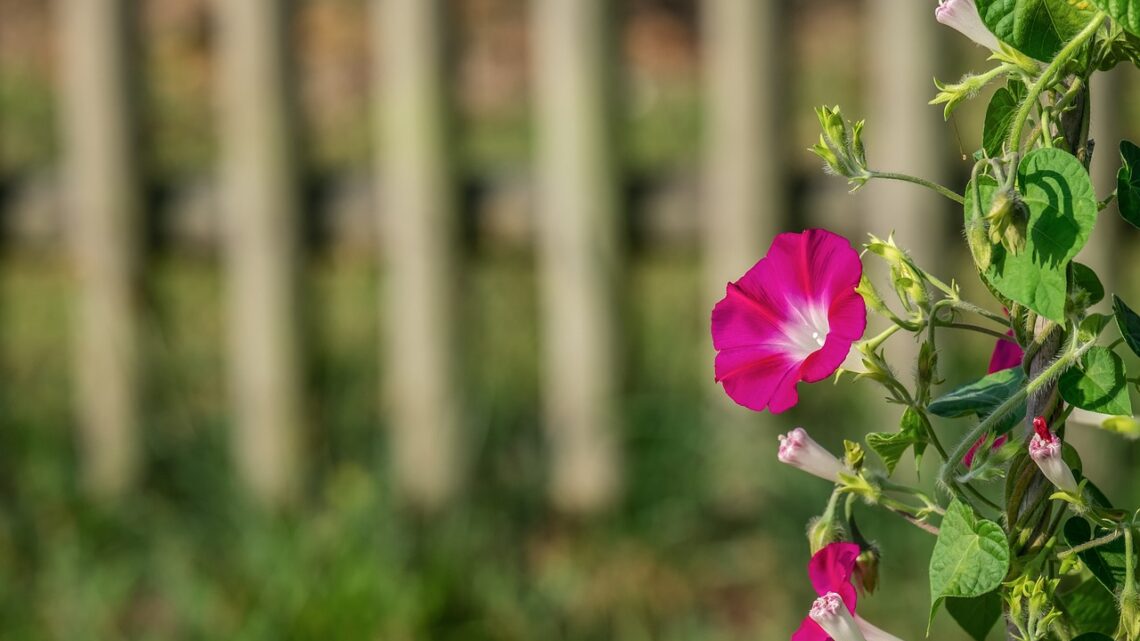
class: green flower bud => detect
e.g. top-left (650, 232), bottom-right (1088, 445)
top-left (1119, 580), bottom-right (1140, 641)
top-left (855, 547), bottom-right (880, 595)
top-left (810, 106), bottom-right (871, 188)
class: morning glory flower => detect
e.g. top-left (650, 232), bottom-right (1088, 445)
top-left (711, 229), bottom-right (867, 413)
top-left (935, 0), bottom-right (1001, 50)
top-left (793, 543), bottom-right (906, 641)
top-left (1029, 416), bottom-right (1080, 495)
top-left (779, 427), bottom-right (845, 483)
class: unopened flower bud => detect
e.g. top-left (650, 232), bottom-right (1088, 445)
top-left (778, 427), bottom-right (845, 483)
top-left (855, 548), bottom-right (880, 595)
top-left (1028, 417), bottom-right (1080, 495)
top-left (810, 593), bottom-right (866, 641)
top-left (1118, 580), bottom-right (1140, 641)
top-left (935, 0), bottom-right (1001, 50)
top-left (811, 106), bottom-right (871, 188)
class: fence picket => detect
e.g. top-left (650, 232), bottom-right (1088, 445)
top-left (532, 0), bottom-right (621, 513)
top-left (374, 0), bottom-right (462, 510)
top-left (216, 0), bottom-right (305, 505)
top-left (59, 0), bottom-right (141, 497)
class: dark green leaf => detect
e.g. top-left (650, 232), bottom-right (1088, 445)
top-left (982, 81), bottom-right (1026, 157)
top-left (1114, 295), bottom-right (1140, 358)
top-left (1071, 262), bottom-right (1105, 307)
top-left (1078, 313), bottom-right (1111, 342)
top-left (976, 0), bottom-right (1099, 61)
top-left (1065, 518), bottom-right (1129, 592)
top-left (1059, 346), bottom-right (1133, 415)
top-left (1063, 579), bottom-right (1119, 636)
top-left (1118, 140), bottom-right (1140, 228)
top-left (946, 592), bottom-right (1002, 641)
top-left (929, 368), bottom-right (1027, 434)
top-left (929, 500), bottom-right (1010, 629)
top-left (965, 148), bottom-right (1098, 322)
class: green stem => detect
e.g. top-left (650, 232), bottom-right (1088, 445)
top-left (868, 171), bottom-right (965, 204)
top-left (1009, 12), bottom-right (1106, 151)
top-left (1126, 526), bottom-right (1135, 594)
top-left (1058, 527), bottom-right (1123, 559)
top-left (937, 321), bottom-right (1018, 342)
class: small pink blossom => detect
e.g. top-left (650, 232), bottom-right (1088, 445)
top-left (935, 0), bottom-right (1001, 50)
top-left (1029, 416), bottom-right (1079, 494)
top-left (711, 229), bottom-right (867, 413)
top-left (779, 427), bottom-right (846, 483)
top-left (792, 543), bottom-right (905, 641)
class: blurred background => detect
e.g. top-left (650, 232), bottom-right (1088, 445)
top-left (2, 0), bottom-right (1140, 639)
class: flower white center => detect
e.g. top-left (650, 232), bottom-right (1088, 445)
top-left (809, 592), bottom-right (867, 641)
top-left (782, 302), bottom-right (830, 360)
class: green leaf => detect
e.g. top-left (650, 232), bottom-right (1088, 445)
top-left (866, 408), bottom-right (929, 475)
top-left (929, 499), bottom-right (1010, 629)
top-left (1065, 518), bottom-right (1129, 592)
top-left (1072, 634), bottom-right (1114, 641)
top-left (1118, 140), bottom-right (1140, 228)
top-left (946, 592), bottom-right (1002, 641)
top-left (965, 148), bottom-right (1098, 322)
top-left (1078, 313), bottom-right (1111, 342)
top-left (982, 81), bottom-right (1026, 157)
top-left (929, 368), bottom-right (1027, 434)
top-left (976, 0), bottom-right (1100, 61)
top-left (1059, 346), bottom-right (1133, 415)
top-left (1071, 262), bottom-right (1105, 307)
top-left (1062, 579), bottom-right (1119, 636)
top-left (1114, 295), bottom-right (1140, 358)
top-left (1089, 0), bottom-right (1140, 37)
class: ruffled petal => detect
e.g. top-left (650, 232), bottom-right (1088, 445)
top-left (767, 362), bottom-right (806, 414)
top-left (808, 542), bottom-right (860, 611)
top-left (711, 281), bottom-right (788, 351)
top-left (792, 616), bottom-right (832, 641)
top-left (799, 334), bottom-right (851, 384)
top-left (714, 346), bottom-right (798, 412)
top-left (827, 289), bottom-right (868, 342)
top-left (762, 229), bottom-right (864, 304)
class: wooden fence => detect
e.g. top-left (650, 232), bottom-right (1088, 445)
top-left (12, 0), bottom-right (1123, 512)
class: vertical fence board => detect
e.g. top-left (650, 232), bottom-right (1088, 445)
top-left (865, 0), bottom-right (947, 371)
top-left (374, 0), bottom-right (461, 510)
top-left (59, 0), bottom-right (141, 497)
top-left (532, 0), bottom-right (621, 513)
top-left (700, 0), bottom-right (784, 509)
top-left (216, 0), bottom-right (304, 505)
top-left (1083, 68), bottom-right (1123, 290)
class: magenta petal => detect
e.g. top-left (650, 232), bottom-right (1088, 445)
top-left (764, 229), bottom-right (864, 302)
top-left (827, 289), bottom-right (868, 342)
top-left (964, 433), bottom-right (1008, 468)
top-left (988, 333), bottom-right (1023, 373)
top-left (808, 542), bottom-right (860, 610)
top-left (792, 616), bottom-right (832, 641)
top-left (714, 347), bottom-right (798, 412)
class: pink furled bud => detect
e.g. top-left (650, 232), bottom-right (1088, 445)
top-left (809, 593), bottom-right (866, 641)
top-left (1028, 417), bottom-right (1079, 495)
top-left (935, 0), bottom-right (1001, 50)
top-left (779, 427), bottom-right (845, 483)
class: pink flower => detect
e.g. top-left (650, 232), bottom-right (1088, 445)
top-left (962, 334), bottom-right (1023, 467)
top-left (779, 427), bottom-right (845, 483)
top-left (793, 543), bottom-right (904, 641)
top-left (987, 333), bottom-right (1023, 374)
top-left (935, 0), bottom-right (1001, 50)
top-left (711, 229), bottom-right (867, 413)
top-left (1029, 416), bottom-right (1079, 494)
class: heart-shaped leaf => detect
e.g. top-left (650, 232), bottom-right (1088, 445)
top-left (1059, 346), bottom-right (1133, 416)
top-left (1062, 579), bottom-right (1119, 636)
top-left (929, 500), bottom-right (1010, 628)
top-left (966, 148), bottom-right (1098, 322)
top-left (976, 0), bottom-right (1100, 61)
top-left (983, 81), bottom-right (1026, 157)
